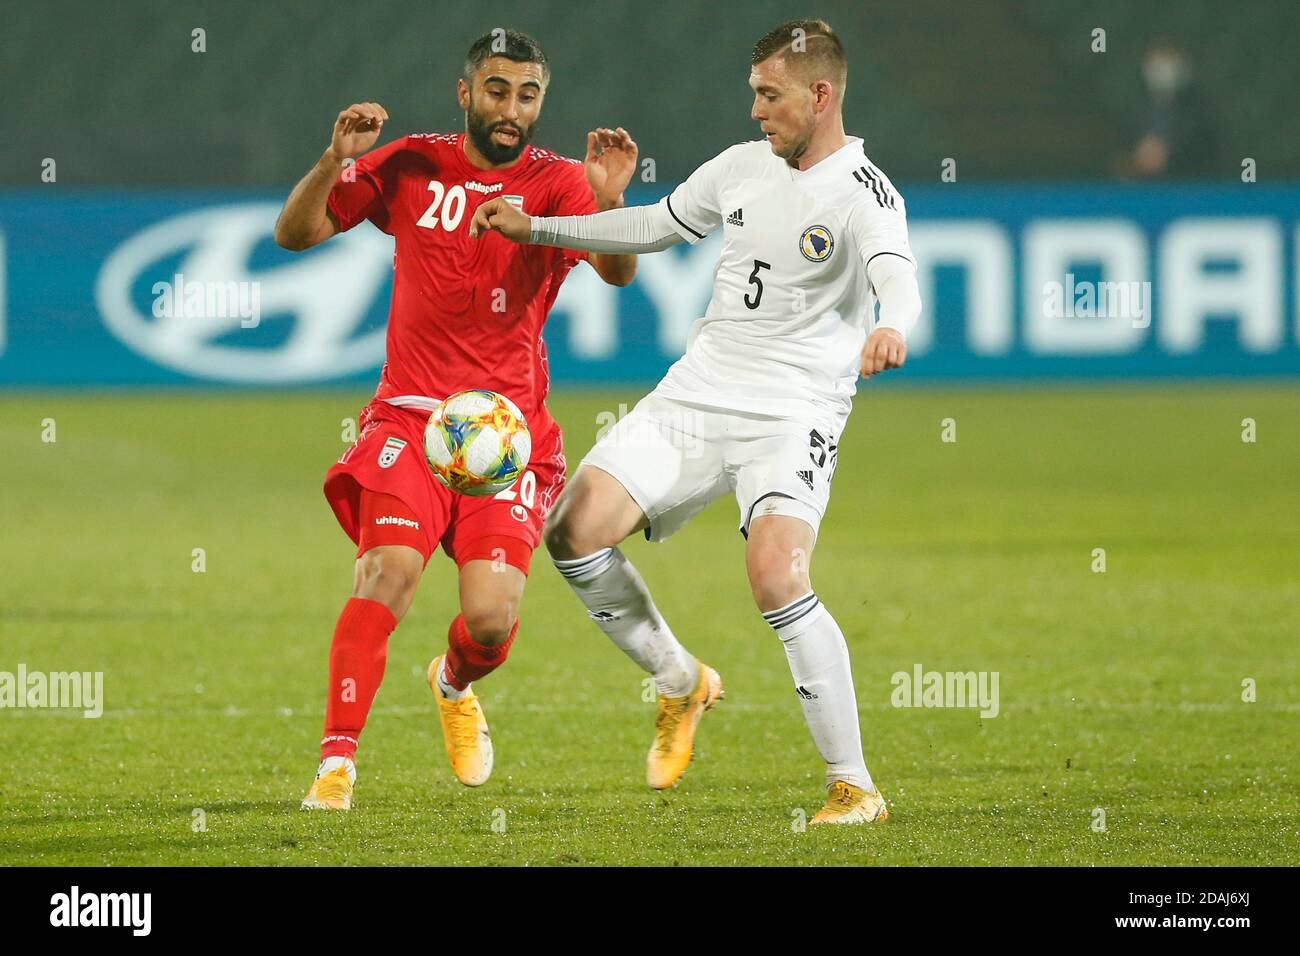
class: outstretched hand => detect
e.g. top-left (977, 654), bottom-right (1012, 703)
top-left (584, 126), bottom-right (638, 208)
top-left (328, 102), bottom-right (389, 163)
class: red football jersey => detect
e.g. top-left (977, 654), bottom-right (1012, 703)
top-left (326, 132), bottom-right (597, 436)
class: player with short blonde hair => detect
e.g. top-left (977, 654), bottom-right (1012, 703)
top-left (473, 18), bottom-right (920, 824)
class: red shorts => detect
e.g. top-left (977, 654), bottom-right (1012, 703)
top-left (324, 399), bottom-right (566, 574)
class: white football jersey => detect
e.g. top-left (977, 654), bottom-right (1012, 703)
top-left (655, 137), bottom-right (914, 418)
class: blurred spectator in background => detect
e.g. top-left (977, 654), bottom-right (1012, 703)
top-left (1119, 38), bottom-right (1221, 178)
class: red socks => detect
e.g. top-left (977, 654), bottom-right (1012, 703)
top-left (320, 597), bottom-right (398, 761)
top-left (319, 604), bottom-right (513, 759)
top-left (442, 613), bottom-right (517, 690)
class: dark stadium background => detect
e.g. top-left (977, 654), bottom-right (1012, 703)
top-left (7, 0), bottom-right (1299, 185)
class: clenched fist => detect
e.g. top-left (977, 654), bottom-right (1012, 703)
top-left (860, 327), bottom-right (907, 379)
top-left (469, 197), bottom-right (532, 243)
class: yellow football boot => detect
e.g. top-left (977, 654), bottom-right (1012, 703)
top-left (300, 760), bottom-right (355, 811)
top-left (428, 656), bottom-right (494, 787)
top-left (809, 781), bottom-right (889, 825)
top-left (646, 663), bottom-right (724, 789)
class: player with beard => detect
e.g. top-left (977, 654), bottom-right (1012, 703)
top-left (275, 29), bottom-right (638, 810)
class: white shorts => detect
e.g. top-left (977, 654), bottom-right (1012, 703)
top-left (582, 392), bottom-right (847, 543)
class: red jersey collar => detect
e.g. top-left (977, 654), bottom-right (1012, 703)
top-left (452, 132), bottom-right (534, 180)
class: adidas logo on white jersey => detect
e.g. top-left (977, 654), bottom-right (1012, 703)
top-left (726, 208), bottom-right (744, 226)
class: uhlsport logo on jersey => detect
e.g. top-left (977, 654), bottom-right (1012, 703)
top-left (378, 437), bottom-right (407, 468)
top-left (799, 225), bottom-right (834, 262)
top-left (374, 515), bottom-right (419, 529)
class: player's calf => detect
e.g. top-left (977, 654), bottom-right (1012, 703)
top-left (748, 515), bottom-right (882, 809)
top-left (548, 467), bottom-right (702, 733)
top-left (434, 557), bottom-right (523, 694)
top-left (302, 540), bottom-right (423, 809)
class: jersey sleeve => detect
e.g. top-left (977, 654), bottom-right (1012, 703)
top-left (326, 136), bottom-right (409, 235)
top-left (546, 162), bottom-right (598, 263)
top-left (658, 145), bottom-right (739, 244)
top-left (846, 190), bottom-right (915, 272)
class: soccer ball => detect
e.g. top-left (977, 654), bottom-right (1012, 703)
top-left (423, 389), bottom-right (531, 496)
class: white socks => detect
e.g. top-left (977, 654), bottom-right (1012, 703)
top-left (763, 592), bottom-right (874, 792)
top-left (553, 547), bottom-right (699, 697)
top-left (553, 551), bottom-right (873, 791)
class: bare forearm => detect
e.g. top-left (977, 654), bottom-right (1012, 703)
top-left (275, 150), bottom-right (344, 250)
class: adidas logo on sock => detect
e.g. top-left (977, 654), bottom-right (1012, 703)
top-left (796, 469), bottom-right (814, 490)
top-left (796, 685), bottom-right (819, 700)
top-left (726, 208), bottom-right (744, 226)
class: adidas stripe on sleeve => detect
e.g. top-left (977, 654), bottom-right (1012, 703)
top-left (845, 162), bottom-right (915, 270)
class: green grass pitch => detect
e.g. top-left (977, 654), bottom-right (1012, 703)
top-left (1, 384), bottom-right (1297, 866)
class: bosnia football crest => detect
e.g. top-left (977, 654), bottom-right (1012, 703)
top-left (378, 436), bottom-right (407, 469)
top-left (799, 225), bottom-right (835, 263)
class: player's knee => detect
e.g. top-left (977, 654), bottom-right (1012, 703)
top-left (543, 504), bottom-right (597, 560)
top-left (354, 549), bottom-right (421, 617)
top-left (545, 468), bottom-right (640, 560)
top-left (749, 568), bottom-right (811, 614)
top-left (746, 542), bottom-right (811, 613)
top-left (461, 604), bottom-right (517, 647)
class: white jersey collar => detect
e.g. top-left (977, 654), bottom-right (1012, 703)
top-left (788, 136), bottom-right (866, 179)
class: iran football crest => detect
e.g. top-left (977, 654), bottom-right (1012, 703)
top-left (378, 437), bottom-right (407, 469)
